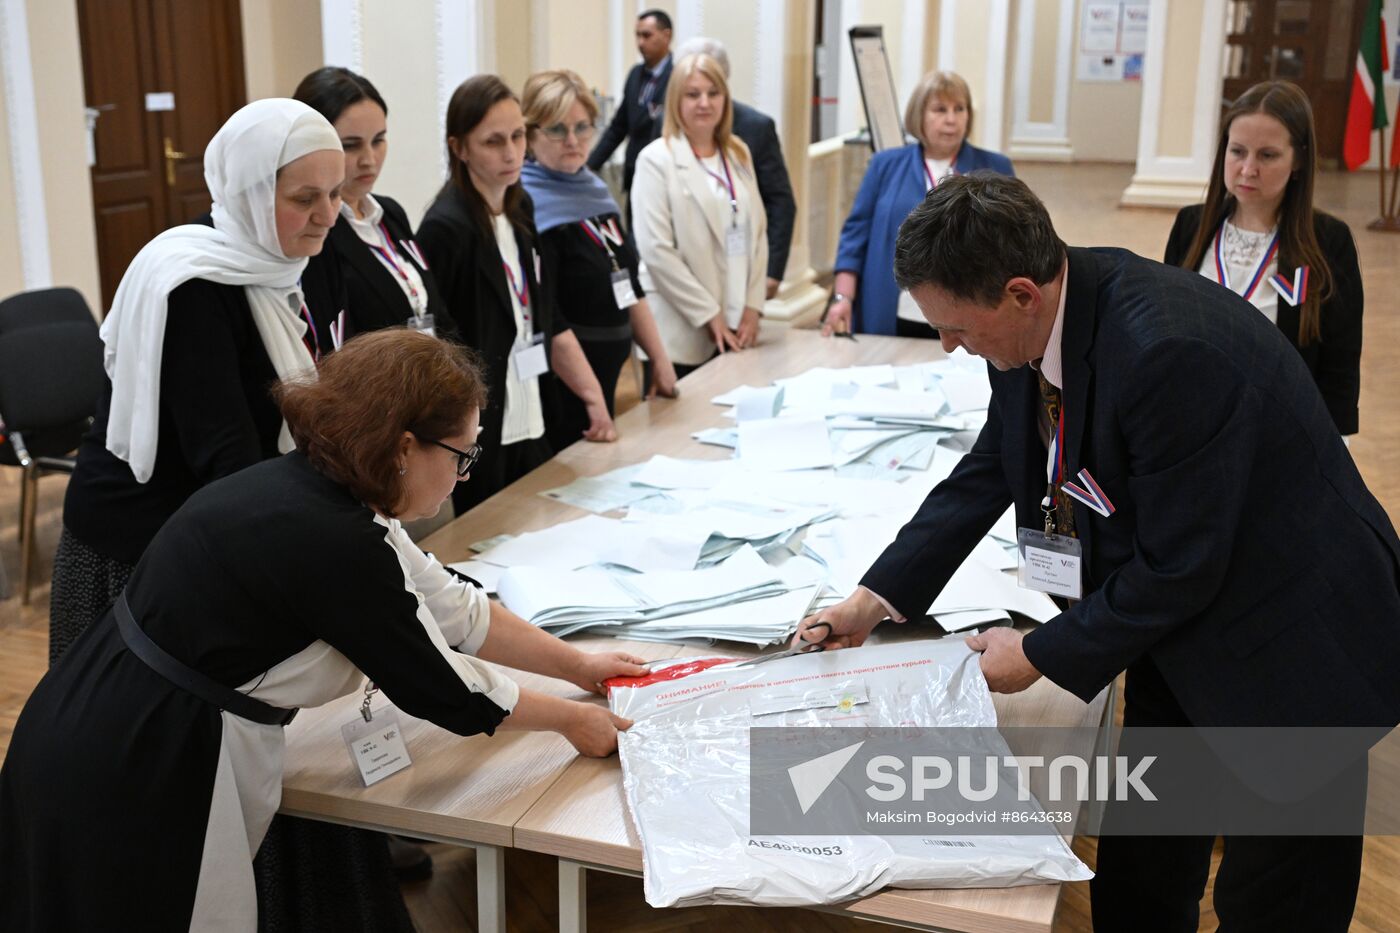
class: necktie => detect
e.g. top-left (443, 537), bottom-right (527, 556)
top-left (1037, 372), bottom-right (1076, 538)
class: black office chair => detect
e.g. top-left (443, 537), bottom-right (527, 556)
top-left (0, 320), bottom-right (104, 604)
top-left (0, 287), bottom-right (97, 333)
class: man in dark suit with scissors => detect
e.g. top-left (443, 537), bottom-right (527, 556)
top-left (793, 174), bottom-right (1400, 932)
top-left (588, 8), bottom-right (673, 209)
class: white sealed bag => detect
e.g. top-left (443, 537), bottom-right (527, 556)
top-left (609, 639), bottom-right (1091, 908)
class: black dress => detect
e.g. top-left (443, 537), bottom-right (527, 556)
top-left (538, 212), bottom-right (644, 450)
top-left (1, 452), bottom-right (517, 931)
top-left (417, 187), bottom-right (570, 514)
top-left (52, 247), bottom-right (344, 662)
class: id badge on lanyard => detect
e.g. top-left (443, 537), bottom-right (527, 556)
top-left (582, 219), bottom-right (638, 309)
top-left (514, 333), bottom-right (548, 380)
top-left (1016, 404), bottom-right (1082, 600)
top-left (610, 270), bottom-right (638, 309)
top-left (406, 312), bottom-right (436, 338)
top-left (341, 681), bottom-right (412, 787)
top-left (725, 222), bottom-right (748, 257)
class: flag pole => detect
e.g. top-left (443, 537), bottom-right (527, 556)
top-left (1370, 127), bottom-right (1400, 231)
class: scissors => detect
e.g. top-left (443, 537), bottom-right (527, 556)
top-left (733, 621), bottom-right (833, 668)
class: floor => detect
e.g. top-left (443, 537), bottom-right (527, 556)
top-left (2, 161), bottom-right (1398, 931)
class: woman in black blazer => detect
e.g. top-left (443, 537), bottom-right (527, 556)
top-left (295, 67), bottom-right (455, 343)
top-left (419, 74), bottom-right (617, 515)
top-left (1164, 80), bottom-right (1362, 436)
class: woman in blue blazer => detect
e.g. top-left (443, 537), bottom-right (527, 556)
top-left (824, 71), bottom-right (1014, 338)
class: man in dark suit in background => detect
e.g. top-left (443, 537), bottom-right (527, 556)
top-left (588, 9), bottom-right (673, 206)
top-left (675, 37), bottom-right (797, 299)
top-left (794, 174), bottom-right (1400, 932)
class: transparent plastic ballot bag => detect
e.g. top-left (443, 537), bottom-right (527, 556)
top-left (607, 639), bottom-right (1092, 908)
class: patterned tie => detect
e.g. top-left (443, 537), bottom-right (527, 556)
top-left (1038, 372), bottom-right (1076, 538)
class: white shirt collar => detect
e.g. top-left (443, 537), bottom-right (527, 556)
top-left (1037, 259), bottom-right (1070, 390)
top-left (341, 194), bottom-right (385, 246)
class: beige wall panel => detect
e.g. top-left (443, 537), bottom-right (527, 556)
top-left (362, 0), bottom-right (444, 224)
top-left (1029, 0), bottom-right (1060, 125)
top-left (0, 70), bottom-right (23, 300)
top-left (1156, 0), bottom-right (1203, 160)
top-left (241, 0), bottom-right (322, 101)
top-left (535, 0), bottom-right (611, 90)
top-left (1066, 0), bottom-right (1141, 163)
top-left (953, 0), bottom-right (991, 148)
top-left (699, 0), bottom-right (759, 105)
top-left (26, 0), bottom-right (100, 310)
top-left (494, 0), bottom-right (535, 93)
top-left (1068, 80), bottom-right (1141, 162)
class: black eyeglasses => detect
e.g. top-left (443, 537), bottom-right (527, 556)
top-left (430, 440), bottom-right (482, 477)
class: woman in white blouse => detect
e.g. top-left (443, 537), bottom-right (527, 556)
top-left (631, 52), bottom-right (768, 379)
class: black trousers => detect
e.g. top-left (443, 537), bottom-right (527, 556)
top-left (1090, 657), bottom-right (1365, 933)
top-left (547, 334), bottom-right (632, 452)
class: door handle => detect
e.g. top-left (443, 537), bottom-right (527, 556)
top-left (163, 136), bottom-right (187, 187)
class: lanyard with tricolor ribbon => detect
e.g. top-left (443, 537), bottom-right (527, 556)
top-left (502, 259), bottom-right (532, 334)
top-left (580, 217), bottom-right (625, 271)
top-left (1042, 404), bottom-right (1066, 534)
top-left (368, 223), bottom-right (426, 315)
top-left (295, 279), bottom-right (320, 363)
top-left (691, 144), bottom-right (738, 222)
top-left (1214, 224), bottom-right (1279, 301)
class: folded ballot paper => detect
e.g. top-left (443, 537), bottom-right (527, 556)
top-left (608, 639), bottom-right (1091, 908)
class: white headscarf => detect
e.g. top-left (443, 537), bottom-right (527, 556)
top-left (98, 98), bottom-right (343, 483)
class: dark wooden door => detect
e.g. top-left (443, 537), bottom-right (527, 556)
top-left (78, 0), bottom-right (246, 311)
top-left (1223, 0), bottom-right (1365, 164)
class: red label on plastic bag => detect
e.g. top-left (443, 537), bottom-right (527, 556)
top-left (603, 657), bottom-right (735, 695)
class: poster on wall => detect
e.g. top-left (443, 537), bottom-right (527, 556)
top-left (848, 26), bottom-right (906, 151)
top-left (1078, 0), bottom-right (1150, 82)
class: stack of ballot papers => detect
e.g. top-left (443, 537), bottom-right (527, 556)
top-left (494, 546), bottom-right (820, 644)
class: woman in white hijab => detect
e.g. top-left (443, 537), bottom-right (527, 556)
top-left (51, 98), bottom-right (345, 663)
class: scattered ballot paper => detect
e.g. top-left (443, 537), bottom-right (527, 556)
top-left (737, 417), bottom-right (833, 471)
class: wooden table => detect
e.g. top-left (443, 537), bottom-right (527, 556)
top-left (282, 330), bottom-right (1111, 933)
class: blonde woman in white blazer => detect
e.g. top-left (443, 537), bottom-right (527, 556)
top-left (632, 52), bottom-right (768, 375)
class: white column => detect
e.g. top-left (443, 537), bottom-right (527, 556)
top-left (934, 0), bottom-right (1010, 154)
top-left (321, 0), bottom-right (363, 71)
top-left (435, 0), bottom-right (482, 177)
top-left (980, 0), bottom-right (1010, 155)
top-left (936, 0), bottom-right (957, 70)
top-left (608, 0), bottom-right (626, 97)
top-left (1121, 0), bottom-right (1228, 207)
top-left (758, 0), bottom-right (828, 325)
top-left (1008, 0), bottom-right (1075, 162)
top-left (0, 0), bottom-right (52, 289)
top-left (753, 0), bottom-right (787, 121)
top-left (674, 0), bottom-right (704, 41)
top-left (899, 0), bottom-right (927, 102)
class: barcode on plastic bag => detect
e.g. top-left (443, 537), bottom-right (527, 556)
top-left (924, 840), bottom-right (976, 848)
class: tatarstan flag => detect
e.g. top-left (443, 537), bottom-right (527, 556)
top-left (1343, 0), bottom-right (1390, 170)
